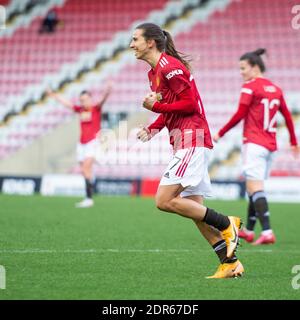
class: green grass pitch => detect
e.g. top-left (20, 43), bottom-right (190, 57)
top-left (0, 194), bottom-right (300, 300)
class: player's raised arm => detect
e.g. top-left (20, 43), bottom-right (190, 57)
top-left (96, 82), bottom-right (113, 109)
top-left (47, 88), bottom-right (73, 109)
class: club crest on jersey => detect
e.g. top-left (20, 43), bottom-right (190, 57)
top-left (166, 69), bottom-right (183, 80)
top-left (80, 111), bottom-right (92, 122)
top-left (156, 92), bottom-right (162, 101)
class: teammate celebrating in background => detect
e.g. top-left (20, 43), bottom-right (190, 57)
top-left (47, 84), bottom-right (112, 208)
top-left (214, 49), bottom-right (298, 245)
top-left (131, 22), bottom-right (244, 278)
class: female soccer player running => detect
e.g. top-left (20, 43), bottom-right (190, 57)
top-left (131, 22), bottom-right (244, 278)
top-left (47, 84), bottom-right (112, 208)
top-left (214, 49), bottom-right (299, 245)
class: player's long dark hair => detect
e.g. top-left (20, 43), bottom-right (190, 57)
top-left (240, 48), bottom-right (267, 72)
top-left (80, 90), bottom-right (92, 96)
top-left (136, 22), bottom-right (191, 70)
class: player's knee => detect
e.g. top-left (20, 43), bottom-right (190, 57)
top-left (155, 197), bottom-right (177, 212)
top-left (155, 197), bottom-right (171, 212)
top-left (82, 162), bottom-right (91, 178)
top-left (81, 167), bottom-right (88, 178)
top-left (169, 197), bottom-right (181, 211)
top-left (155, 198), bottom-right (166, 211)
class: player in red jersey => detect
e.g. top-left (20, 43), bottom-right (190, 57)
top-left (130, 22), bottom-right (244, 278)
top-left (214, 49), bottom-right (299, 245)
top-left (47, 85), bottom-right (112, 208)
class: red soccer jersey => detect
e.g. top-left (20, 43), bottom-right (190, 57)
top-left (147, 53), bottom-right (213, 152)
top-left (73, 105), bottom-right (101, 144)
top-left (219, 78), bottom-right (297, 151)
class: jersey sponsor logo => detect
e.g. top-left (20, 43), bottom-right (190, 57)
top-left (263, 85), bottom-right (277, 93)
top-left (165, 69), bottom-right (184, 80)
top-left (241, 88), bottom-right (253, 95)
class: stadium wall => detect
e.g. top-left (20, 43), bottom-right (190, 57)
top-left (1, 174), bottom-right (299, 202)
top-left (0, 116), bottom-right (78, 175)
top-left (0, 174), bottom-right (243, 200)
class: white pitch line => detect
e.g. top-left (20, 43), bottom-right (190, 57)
top-left (0, 248), bottom-right (296, 254)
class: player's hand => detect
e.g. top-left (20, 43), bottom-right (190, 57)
top-left (143, 92), bottom-right (157, 110)
top-left (137, 125), bottom-right (151, 142)
top-left (213, 133), bottom-right (220, 143)
top-left (291, 145), bottom-right (300, 159)
top-left (105, 80), bottom-right (113, 93)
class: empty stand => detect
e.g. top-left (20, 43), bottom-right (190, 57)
top-left (0, 0), bottom-right (168, 108)
top-left (1, 0), bottom-right (299, 178)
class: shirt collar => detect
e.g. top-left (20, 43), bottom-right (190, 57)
top-left (150, 52), bottom-right (166, 74)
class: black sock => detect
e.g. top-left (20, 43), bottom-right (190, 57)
top-left (85, 178), bottom-right (93, 199)
top-left (252, 191), bottom-right (271, 231)
top-left (246, 195), bottom-right (256, 231)
top-left (212, 240), bottom-right (237, 264)
top-left (203, 208), bottom-right (230, 231)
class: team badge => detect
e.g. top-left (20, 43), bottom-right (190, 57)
top-left (156, 92), bottom-right (162, 101)
top-left (80, 111), bottom-right (92, 122)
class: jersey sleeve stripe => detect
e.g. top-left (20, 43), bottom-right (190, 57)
top-left (241, 88), bottom-right (253, 95)
top-left (162, 57), bottom-right (169, 65)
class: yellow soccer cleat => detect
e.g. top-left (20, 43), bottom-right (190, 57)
top-left (221, 216), bottom-right (242, 258)
top-left (206, 260), bottom-right (244, 279)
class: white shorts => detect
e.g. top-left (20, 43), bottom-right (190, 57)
top-left (159, 147), bottom-right (213, 198)
top-left (76, 139), bottom-right (98, 163)
top-left (242, 143), bottom-right (275, 180)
